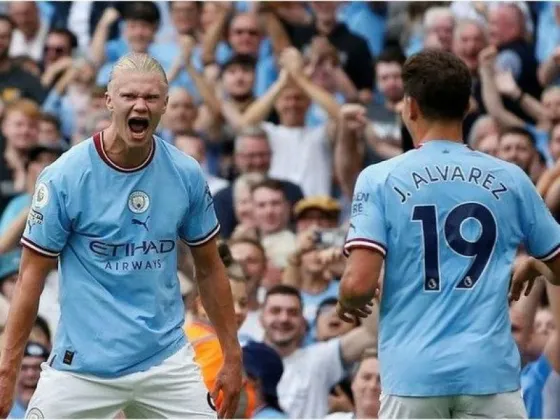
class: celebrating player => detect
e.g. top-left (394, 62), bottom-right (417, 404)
top-left (0, 53), bottom-right (242, 419)
top-left (337, 49), bottom-right (560, 419)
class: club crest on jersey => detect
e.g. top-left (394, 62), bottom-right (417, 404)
top-left (32, 183), bottom-right (49, 209)
top-left (128, 191), bottom-right (150, 214)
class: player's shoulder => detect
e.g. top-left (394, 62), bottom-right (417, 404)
top-left (155, 136), bottom-right (202, 175)
top-left (360, 151), bottom-right (414, 183)
top-left (38, 138), bottom-right (95, 184)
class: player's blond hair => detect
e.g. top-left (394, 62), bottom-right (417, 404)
top-left (108, 52), bottom-right (168, 91)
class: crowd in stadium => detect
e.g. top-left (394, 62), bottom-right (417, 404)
top-left (0, 0), bottom-right (559, 418)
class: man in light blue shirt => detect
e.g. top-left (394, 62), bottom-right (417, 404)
top-left (0, 53), bottom-right (242, 419)
top-left (338, 50), bottom-right (560, 418)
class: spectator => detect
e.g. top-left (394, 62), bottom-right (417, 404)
top-left (8, 2), bottom-right (48, 62)
top-left (293, 196), bottom-right (341, 233)
top-left (175, 132), bottom-right (229, 195)
top-left (488, 2), bottom-right (542, 122)
top-left (242, 341), bottom-right (288, 419)
top-left (7, 341), bottom-right (50, 419)
top-left (497, 127), bottom-right (538, 177)
top-left (0, 15), bottom-right (46, 105)
top-left (278, 2), bottom-right (374, 103)
top-left (158, 87), bottom-right (199, 144)
top-left (260, 285), bottom-right (377, 418)
top-left (423, 7), bottom-right (455, 52)
top-left (452, 19), bottom-right (487, 76)
top-left (251, 179), bottom-right (296, 270)
top-left (213, 126), bottom-right (304, 239)
top-left (230, 237), bottom-right (268, 343)
top-left (0, 98), bottom-right (40, 214)
top-left (314, 297), bottom-right (359, 343)
top-left (326, 350), bottom-right (381, 419)
top-left (230, 173), bottom-right (264, 240)
top-left (242, 47), bottom-right (340, 197)
top-left (41, 28), bottom-right (77, 77)
top-left (366, 48), bottom-right (406, 160)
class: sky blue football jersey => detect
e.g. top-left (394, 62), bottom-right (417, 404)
top-left (21, 133), bottom-right (220, 378)
top-left (345, 140), bottom-right (560, 397)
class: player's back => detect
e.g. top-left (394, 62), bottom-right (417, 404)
top-left (365, 141), bottom-right (552, 397)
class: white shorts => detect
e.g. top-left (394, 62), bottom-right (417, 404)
top-left (379, 390), bottom-right (527, 419)
top-left (25, 345), bottom-right (217, 419)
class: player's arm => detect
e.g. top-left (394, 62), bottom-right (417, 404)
top-left (337, 167), bottom-right (387, 321)
top-left (180, 164), bottom-right (241, 418)
top-left (0, 248), bottom-right (54, 381)
top-left (513, 167), bottom-right (560, 291)
top-left (0, 170), bottom-right (69, 416)
top-left (191, 237), bottom-right (241, 359)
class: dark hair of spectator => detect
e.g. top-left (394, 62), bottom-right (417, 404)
top-left (40, 112), bottom-right (62, 132)
top-left (402, 50), bottom-right (472, 121)
top-left (262, 394), bottom-right (285, 414)
top-left (48, 28), bottom-right (78, 50)
top-left (221, 54), bottom-right (257, 76)
top-left (264, 284), bottom-right (302, 307)
top-left (91, 86), bottom-right (107, 98)
top-left (376, 47), bottom-right (406, 67)
top-left (122, 2), bottom-right (161, 26)
top-left (499, 126), bottom-right (536, 147)
top-left (251, 179), bottom-right (286, 197)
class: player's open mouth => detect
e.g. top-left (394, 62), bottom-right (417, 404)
top-left (128, 117), bottom-right (149, 136)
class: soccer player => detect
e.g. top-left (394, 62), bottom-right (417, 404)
top-left (0, 53), bottom-right (242, 419)
top-left (337, 49), bottom-right (560, 419)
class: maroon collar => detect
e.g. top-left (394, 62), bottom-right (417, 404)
top-left (93, 131), bottom-right (155, 173)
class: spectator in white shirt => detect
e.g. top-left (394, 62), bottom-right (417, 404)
top-left (259, 285), bottom-right (377, 418)
top-left (8, 1), bottom-right (49, 62)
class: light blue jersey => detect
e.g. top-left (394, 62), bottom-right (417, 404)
top-left (21, 133), bottom-right (220, 378)
top-left (345, 140), bottom-right (560, 397)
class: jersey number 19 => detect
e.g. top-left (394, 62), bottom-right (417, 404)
top-left (412, 202), bottom-right (497, 292)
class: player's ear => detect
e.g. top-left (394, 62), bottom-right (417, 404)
top-left (162, 94), bottom-right (169, 114)
top-left (105, 91), bottom-right (114, 112)
top-left (407, 96), bottom-right (419, 122)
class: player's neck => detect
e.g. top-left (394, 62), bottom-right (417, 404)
top-left (102, 127), bottom-right (153, 169)
top-left (414, 122), bottom-right (464, 147)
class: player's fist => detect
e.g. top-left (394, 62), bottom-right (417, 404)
top-left (339, 104), bottom-right (368, 133)
top-left (0, 368), bottom-right (17, 418)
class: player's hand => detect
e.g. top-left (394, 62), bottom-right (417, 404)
top-left (509, 256), bottom-right (539, 302)
top-left (212, 353), bottom-right (242, 418)
top-left (0, 368), bottom-right (17, 418)
top-left (336, 300), bottom-right (374, 323)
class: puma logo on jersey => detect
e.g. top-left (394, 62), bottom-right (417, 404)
top-left (132, 216), bottom-right (150, 231)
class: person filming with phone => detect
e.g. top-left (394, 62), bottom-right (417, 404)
top-left (282, 196), bottom-right (346, 329)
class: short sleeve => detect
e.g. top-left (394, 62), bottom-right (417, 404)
top-left (495, 49), bottom-right (522, 79)
top-left (344, 168), bottom-right (387, 257)
top-left (516, 167), bottom-right (560, 261)
top-left (179, 163), bottom-right (220, 247)
top-left (21, 170), bottom-right (71, 258)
